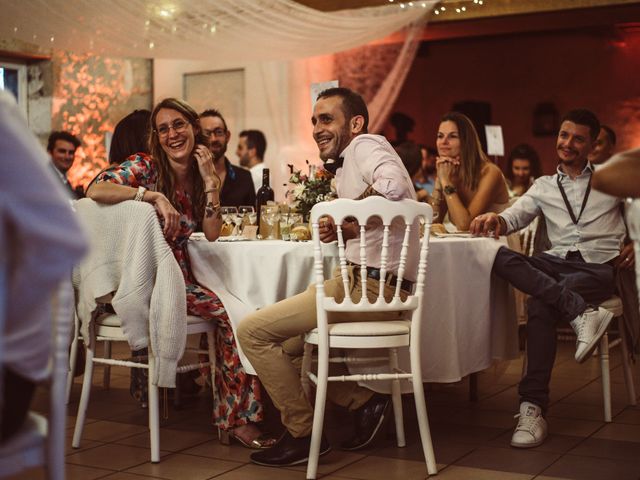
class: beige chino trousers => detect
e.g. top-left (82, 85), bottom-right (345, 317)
top-left (237, 266), bottom-right (406, 438)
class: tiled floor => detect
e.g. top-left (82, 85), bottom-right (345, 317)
top-left (7, 341), bottom-right (640, 480)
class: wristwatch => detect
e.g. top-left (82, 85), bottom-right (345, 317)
top-left (443, 185), bottom-right (457, 196)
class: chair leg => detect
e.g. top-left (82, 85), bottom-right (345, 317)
top-left (306, 342), bottom-right (329, 480)
top-left (469, 373), bottom-right (478, 402)
top-left (301, 343), bottom-right (313, 400)
top-left (66, 330), bottom-right (79, 404)
top-left (148, 356), bottom-right (160, 463)
top-left (206, 331), bottom-right (216, 403)
top-left (410, 345), bottom-right (437, 476)
top-left (102, 341), bottom-right (111, 390)
top-left (389, 348), bottom-right (406, 447)
top-left (618, 320), bottom-right (637, 406)
top-left (600, 332), bottom-right (612, 422)
top-left (72, 340), bottom-right (95, 448)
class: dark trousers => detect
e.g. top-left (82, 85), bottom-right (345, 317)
top-left (1, 368), bottom-right (37, 441)
top-left (492, 247), bottom-right (614, 410)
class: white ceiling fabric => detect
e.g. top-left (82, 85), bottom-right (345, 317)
top-left (3, 0), bottom-right (434, 61)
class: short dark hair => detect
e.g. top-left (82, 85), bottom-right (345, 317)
top-left (47, 131), bottom-right (80, 152)
top-left (316, 87), bottom-right (369, 133)
top-left (601, 125), bottom-right (617, 146)
top-left (239, 129), bottom-right (267, 160)
top-left (506, 143), bottom-right (542, 182)
top-left (560, 109), bottom-right (600, 141)
top-left (199, 108), bottom-right (228, 131)
top-left (109, 109), bottom-right (151, 165)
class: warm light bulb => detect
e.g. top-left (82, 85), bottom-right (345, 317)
top-left (149, 41), bottom-right (155, 49)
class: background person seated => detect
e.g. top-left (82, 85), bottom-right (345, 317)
top-left (201, 109), bottom-right (256, 207)
top-left (429, 111), bottom-right (510, 231)
top-left (413, 145), bottom-right (437, 198)
top-left (505, 143), bottom-right (542, 198)
top-left (588, 124), bottom-right (617, 166)
top-left (47, 130), bottom-right (84, 199)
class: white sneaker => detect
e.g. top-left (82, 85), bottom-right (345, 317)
top-left (510, 402), bottom-right (548, 448)
top-left (570, 307), bottom-right (613, 363)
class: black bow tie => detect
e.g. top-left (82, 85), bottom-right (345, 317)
top-left (323, 156), bottom-right (344, 175)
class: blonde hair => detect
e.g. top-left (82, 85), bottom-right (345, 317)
top-left (439, 112), bottom-right (489, 191)
top-left (149, 98), bottom-right (205, 218)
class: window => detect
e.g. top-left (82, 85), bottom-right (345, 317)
top-left (0, 60), bottom-right (27, 116)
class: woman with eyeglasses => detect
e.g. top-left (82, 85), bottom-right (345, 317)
top-left (86, 98), bottom-right (273, 449)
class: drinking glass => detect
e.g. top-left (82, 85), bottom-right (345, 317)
top-left (278, 213), bottom-right (301, 241)
top-left (220, 206), bottom-right (238, 236)
top-left (262, 205), bottom-right (280, 240)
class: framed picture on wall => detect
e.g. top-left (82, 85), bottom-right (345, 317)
top-left (184, 68), bottom-right (245, 147)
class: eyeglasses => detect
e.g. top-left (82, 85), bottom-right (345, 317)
top-left (203, 128), bottom-right (227, 138)
top-left (156, 119), bottom-right (189, 137)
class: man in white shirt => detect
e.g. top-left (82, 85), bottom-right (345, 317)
top-left (47, 130), bottom-right (82, 198)
top-left (470, 109), bottom-right (633, 449)
top-left (236, 129), bottom-right (267, 193)
top-left (238, 88), bottom-right (417, 467)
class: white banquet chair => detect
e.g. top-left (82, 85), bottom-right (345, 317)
top-left (0, 279), bottom-right (74, 480)
top-left (302, 197), bottom-right (437, 480)
top-left (71, 199), bottom-right (216, 463)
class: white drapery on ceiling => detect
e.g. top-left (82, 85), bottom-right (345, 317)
top-left (3, 0), bottom-right (433, 61)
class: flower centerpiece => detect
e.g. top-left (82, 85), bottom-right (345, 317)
top-left (287, 161), bottom-right (336, 220)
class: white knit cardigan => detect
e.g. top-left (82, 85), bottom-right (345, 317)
top-left (73, 199), bottom-right (187, 387)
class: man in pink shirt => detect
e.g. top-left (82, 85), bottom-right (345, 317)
top-left (238, 88), bottom-right (416, 467)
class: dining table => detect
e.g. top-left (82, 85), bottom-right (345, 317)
top-left (188, 233), bottom-right (519, 387)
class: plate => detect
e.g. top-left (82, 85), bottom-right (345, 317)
top-left (432, 232), bottom-right (473, 238)
top-left (217, 235), bottom-right (250, 242)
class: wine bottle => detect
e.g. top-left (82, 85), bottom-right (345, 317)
top-left (256, 168), bottom-right (274, 236)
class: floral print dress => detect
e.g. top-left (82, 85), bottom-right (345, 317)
top-left (96, 153), bottom-right (263, 430)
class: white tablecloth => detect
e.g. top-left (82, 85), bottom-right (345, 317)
top-left (188, 235), bottom-right (519, 383)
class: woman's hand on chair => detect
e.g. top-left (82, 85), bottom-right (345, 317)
top-left (148, 192), bottom-right (181, 240)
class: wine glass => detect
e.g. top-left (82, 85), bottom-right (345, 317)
top-left (220, 206), bottom-right (238, 236)
top-left (239, 205), bottom-right (256, 227)
top-left (279, 212), bottom-right (303, 241)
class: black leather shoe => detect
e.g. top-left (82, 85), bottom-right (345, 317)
top-left (250, 430), bottom-right (331, 467)
top-left (341, 393), bottom-right (389, 451)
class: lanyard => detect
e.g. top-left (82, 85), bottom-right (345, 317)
top-left (556, 173), bottom-right (592, 225)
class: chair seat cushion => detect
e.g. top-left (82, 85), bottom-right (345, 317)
top-left (96, 313), bottom-right (205, 326)
top-left (309, 320), bottom-right (411, 337)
